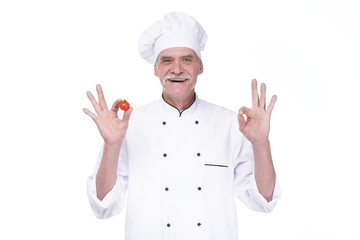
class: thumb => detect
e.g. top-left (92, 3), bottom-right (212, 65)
top-left (122, 107), bottom-right (133, 123)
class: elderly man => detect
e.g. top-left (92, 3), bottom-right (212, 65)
top-left (84, 12), bottom-right (280, 240)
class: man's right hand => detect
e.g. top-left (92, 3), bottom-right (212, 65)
top-left (83, 84), bottom-right (132, 145)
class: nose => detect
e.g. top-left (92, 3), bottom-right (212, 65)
top-left (171, 59), bottom-right (183, 75)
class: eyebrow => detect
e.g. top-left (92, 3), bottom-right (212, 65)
top-left (181, 54), bottom-right (194, 59)
top-left (159, 56), bottom-right (172, 61)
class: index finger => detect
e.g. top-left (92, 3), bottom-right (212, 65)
top-left (111, 99), bottom-right (121, 113)
top-left (251, 79), bottom-right (259, 107)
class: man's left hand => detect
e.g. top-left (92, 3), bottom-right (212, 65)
top-left (238, 79), bottom-right (277, 144)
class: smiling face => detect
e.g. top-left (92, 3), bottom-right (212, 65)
top-left (154, 47), bottom-right (203, 108)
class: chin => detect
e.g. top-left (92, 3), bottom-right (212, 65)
top-left (165, 90), bottom-right (194, 99)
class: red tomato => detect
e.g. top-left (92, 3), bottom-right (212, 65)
top-left (119, 99), bottom-right (130, 111)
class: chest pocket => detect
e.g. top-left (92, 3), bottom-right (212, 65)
top-left (203, 159), bottom-right (230, 189)
top-left (204, 163), bottom-right (228, 168)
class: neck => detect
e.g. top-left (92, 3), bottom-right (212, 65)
top-left (162, 92), bottom-right (196, 111)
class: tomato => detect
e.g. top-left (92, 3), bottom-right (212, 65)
top-left (119, 99), bottom-right (130, 111)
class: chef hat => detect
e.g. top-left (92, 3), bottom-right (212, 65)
top-left (138, 12), bottom-right (208, 64)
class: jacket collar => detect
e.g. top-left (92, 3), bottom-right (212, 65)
top-left (160, 93), bottom-right (198, 117)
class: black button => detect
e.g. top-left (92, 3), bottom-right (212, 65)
top-left (167, 223), bottom-right (171, 227)
top-left (165, 187), bottom-right (169, 191)
top-left (198, 187), bottom-right (202, 191)
top-left (163, 153), bottom-right (167, 157)
top-left (197, 222), bottom-right (201, 226)
top-left (163, 121), bottom-right (166, 125)
top-left (197, 153), bottom-right (201, 157)
top-left (195, 120), bottom-right (199, 124)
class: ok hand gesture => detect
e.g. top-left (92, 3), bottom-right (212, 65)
top-left (83, 84), bottom-right (132, 145)
top-left (238, 79), bottom-right (277, 144)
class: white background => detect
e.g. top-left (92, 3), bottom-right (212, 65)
top-left (1, 0), bottom-right (359, 239)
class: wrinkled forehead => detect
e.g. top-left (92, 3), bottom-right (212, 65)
top-left (156, 47), bottom-right (200, 63)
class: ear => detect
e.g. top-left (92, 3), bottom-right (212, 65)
top-left (154, 64), bottom-right (159, 77)
top-left (198, 61), bottom-right (204, 75)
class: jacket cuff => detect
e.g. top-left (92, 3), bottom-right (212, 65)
top-left (247, 175), bottom-right (281, 212)
top-left (87, 175), bottom-right (126, 219)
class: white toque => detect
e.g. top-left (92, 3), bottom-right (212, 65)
top-left (138, 12), bottom-right (208, 64)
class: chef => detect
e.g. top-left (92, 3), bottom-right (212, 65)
top-left (84, 12), bottom-right (281, 240)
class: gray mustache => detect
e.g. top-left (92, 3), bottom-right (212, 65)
top-left (164, 74), bottom-right (192, 81)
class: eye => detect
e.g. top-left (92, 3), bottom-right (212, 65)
top-left (162, 59), bottom-right (171, 63)
top-left (183, 58), bottom-right (192, 62)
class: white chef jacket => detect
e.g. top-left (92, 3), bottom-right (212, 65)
top-left (87, 95), bottom-right (280, 240)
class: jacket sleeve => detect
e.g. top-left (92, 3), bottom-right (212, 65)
top-left (231, 118), bottom-right (281, 213)
top-left (87, 140), bottom-right (129, 219)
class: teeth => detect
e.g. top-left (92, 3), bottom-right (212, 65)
top-left (169, 79), bottom-right (187, 82)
